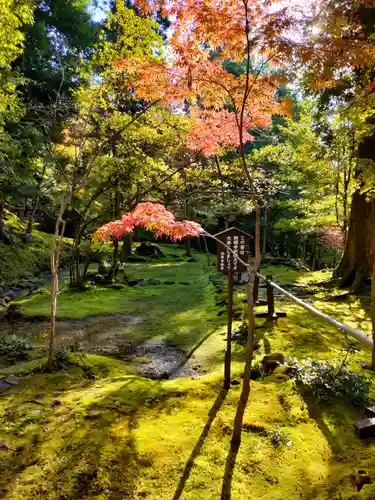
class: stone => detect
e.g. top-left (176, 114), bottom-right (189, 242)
top-left (4, 290), bottom-right (16, 299)
top-left (273, 365), bottom-right (291, 377)
top-left (135, 242), bottom-right (165, 258)
top-left (111, 284), bottom-right (124, 290)
top-left (4, 375), bottom-right (19, 386)
top-left (231, 379), bottom-right (241, 386)
top-left (354, 418), bottom-right (375, 439)
top-left (147, 279), bottom-right (161, 285)
top-left (6, 304), bottom-right (24, 321)
top-left (0, 381), bottom-right (11, 393)
top-left (365, 406), bottom-right (375, 418)
top-left (128, 280), bottom-right (140, 287)
top-left (262, 353), bottom-right (285, 373)
top-left (85, 410), bottom-right (101, 419)
top-left (231, 334), bottom-right (245, 341)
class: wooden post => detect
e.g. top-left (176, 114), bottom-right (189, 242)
top-left (224, 269), bottom-right (234, 389)
top-left (266, 275), bottom-right (275, 319)
top-left (254, 275), bottom-right (259, 303)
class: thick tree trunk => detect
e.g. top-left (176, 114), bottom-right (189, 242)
top-left (334, 190), bottom-right (375, 290)
top-left (335, 127), bottom-right (375, 289)
top-left (371, 262), bottom-right (375, 370)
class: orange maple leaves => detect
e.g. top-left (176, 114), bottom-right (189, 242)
top-left (114, 0), bottom-right (299, 157)
top-left (94, 203), bottom-right (203, 242)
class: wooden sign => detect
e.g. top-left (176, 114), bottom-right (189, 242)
top-left (215, 228), bottom-right (251, 274)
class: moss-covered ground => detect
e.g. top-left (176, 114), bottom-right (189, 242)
top-left (0, 213), bottom-right (71, 285)
top-left (1, 246), bottom-right (375, 499)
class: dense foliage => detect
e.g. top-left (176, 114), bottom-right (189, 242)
top-left (1, 0), bottom-right (375, 286)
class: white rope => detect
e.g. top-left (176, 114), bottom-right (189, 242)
top-left (203, 232), bottom-right (373, 349)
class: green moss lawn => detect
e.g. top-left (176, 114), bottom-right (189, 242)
top-left (1, 246), bottom-right (375, 499)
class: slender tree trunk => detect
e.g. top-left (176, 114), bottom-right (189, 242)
top-left (0, 201), bottom-right (8, 243)
top-left (48, 197), bottom-right (67, 371)
top-left (24, 198), bottom-right (39, 243)
top-left (262, 205), bottom-right (267, 259)
top-left (231, 205), bottom-right (260, 445)
top-left (203, 235), bottom-right (211, 266)
top-left (184, 199), bottom-right (192, 257)
top-left (120, 234), bottom-right (133, 262)
top-left (112, 239), bottom-right (119, 279)
top-left (111, 183), bottom-right (121, 278)
top-left (25, 218), bottom-right (33, 243)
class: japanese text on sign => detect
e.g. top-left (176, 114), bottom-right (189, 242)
top-left (215, 228), bottom-right (251, 274)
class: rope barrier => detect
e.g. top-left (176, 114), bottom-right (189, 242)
top-left (258, 272), bottom-right (373, 349)
top-left (203, 233), bottom-right (373, 349)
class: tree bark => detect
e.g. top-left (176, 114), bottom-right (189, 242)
top-left (0, 202), bottom-right (9, 243)
top-left (262, 205), bottom-right (267, 260)
top-left (48, 197), bottom-right (67, 371)
top-left (120, 233), bottom-right (133, 262)
top-left (371, 262), bottom-right (375, 370)
top-left (231, 205), bottom-right (260, 445)
top-left (334, 190), bottom-right (375, 290)
top-left (335, 128), bottom-right (375, 289)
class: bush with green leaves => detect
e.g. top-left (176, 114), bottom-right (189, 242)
top-left (289, 358), bottom-right (370, 407)
top-left (0, 332), bottom-right (33, 364)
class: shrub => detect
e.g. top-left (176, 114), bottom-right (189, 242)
top-left (289, 358), bottom-right (370, 407)
top-left (0, 332), bottom-right (33, 364)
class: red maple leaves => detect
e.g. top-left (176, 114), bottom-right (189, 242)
top-left (113, 1), bottom-right (296, 157)
top-left (94, 203), bottom-right (203, 242)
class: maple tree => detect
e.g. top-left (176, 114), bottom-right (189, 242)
top-left (94, 202), bottom-right (203, 242)
top-left (103, 0), bottom-right (308, 448)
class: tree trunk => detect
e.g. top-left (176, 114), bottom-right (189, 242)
top-left (262, 206), bottom-right (267, 260)
top-left (334, 190), bottom-right (375, 290)
top-left (120, 233), bottom-right (133, 262)
top-left (335, 129), bottom-right (375, 289)
top-left (185, 237), bottom-right (192, 257)
top-left (0, 202), bottom-right (9, 243)
top-left (231, 205), bottom-right (260, 445)
top-left (184, 199), bottom-right (192, 257)
top-left (371, 262), bottom-right (375, 370)
top-left (48, 197), bottom-right (67, 371)
top-left (25, 218), bottom-right (33, 243)
top-left (112, 239), bottom-right (119, 279)
top-left (24, 198), bottom-right (39, 244)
